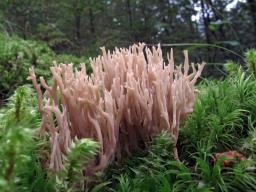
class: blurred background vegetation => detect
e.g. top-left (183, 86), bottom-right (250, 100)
top-left (0, 0), bottom-right (255, 100)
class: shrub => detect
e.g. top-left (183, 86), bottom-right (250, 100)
top-left (0, 33), bottom-right (90, 101)
top-left (0, 33), bottom-right (53, 99)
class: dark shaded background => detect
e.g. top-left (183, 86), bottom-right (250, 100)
top-left (0, 0), bottom-right (255, 74)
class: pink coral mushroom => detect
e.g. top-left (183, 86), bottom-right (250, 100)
top-left (28, 43), bottom-right (205, 174)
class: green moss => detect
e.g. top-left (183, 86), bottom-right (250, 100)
top-left (245, 49), bottom-right (256, 75)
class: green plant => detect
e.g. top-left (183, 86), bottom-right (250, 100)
top-left (0, 86), bottom-right (99, 192)
top-left (97, 132), bottom-right (197, 192)
top-left (241, 116), bottom-right (256, 158)
top-left (36, 23), bottom-right (73, 52)
top-left (224, 160), bottom-right (256, 191)
top-left (223, 60), bottom-right (241, 76)
top-left (56, 54), bottom-right (91, 73)
top-left (55, 138), bottom-right (99, 192)
top-left (194, 156), bottom-right (228, 191)
top-left (0, 85), bottom-right (53, 192)
top-left (181, 80), bottom-right (242, 159)
top-left (0, 33), bottom-right (91, 101)
top-left (0, 33), bottom-right (53, 99)
top-left (180, 64), bottom-right (256, 157)
top-left (245, 49), bottom-right (256, 75)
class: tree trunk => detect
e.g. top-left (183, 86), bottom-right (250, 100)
top-left (200, 0), bottom-right (211, 44)
top-left (248, 0), bottom-right (256, 41)
top-left (207, 0), bottom-right (226, 40)
top-left (201, 0), bottom-right (214, 63)
top-left (89, 7), bottom-right (95, 37)
top-left (126, 0), bottom-right (133, 31)
top-left (75, 13), bottom-right (81, 41)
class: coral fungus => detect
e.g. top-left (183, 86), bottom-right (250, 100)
top-left (28, 43), bottom-right (205, 174)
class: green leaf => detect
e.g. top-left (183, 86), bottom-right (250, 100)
top-left (90, 182), bottom-right (111, 192)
